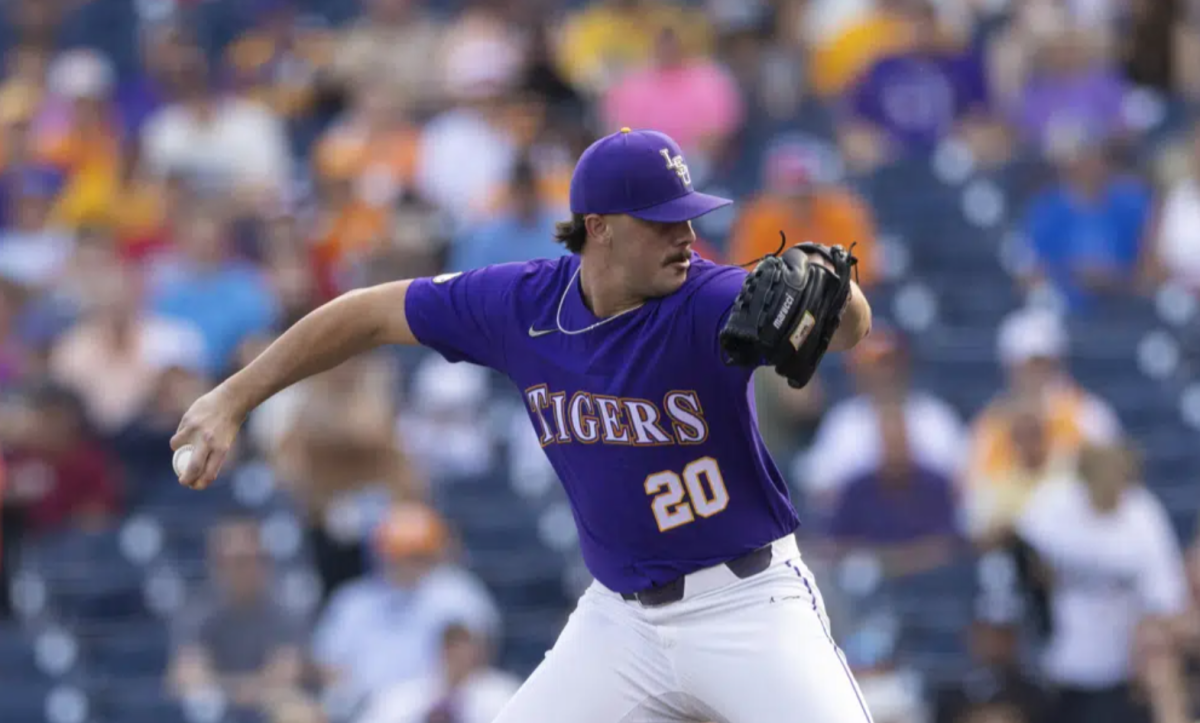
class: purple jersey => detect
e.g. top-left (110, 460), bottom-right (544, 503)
top-left (405, 252), bottom-right (799, 593)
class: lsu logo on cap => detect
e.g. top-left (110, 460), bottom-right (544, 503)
top-left (659, 148), bottom-right (692, 187)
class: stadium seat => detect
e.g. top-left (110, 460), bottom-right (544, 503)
top-left (20, 529), bottom-right (150, 625)
top-left (0, 679), bottom-right (54, 721)
top-left (81, 623), bottom-right (171, 680)
top-left (0, 623), bottom-right (42, 681)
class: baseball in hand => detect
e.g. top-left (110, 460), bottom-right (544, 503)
top-left (173, 445), bottom-right (195, 478)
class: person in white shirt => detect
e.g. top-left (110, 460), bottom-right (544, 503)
top-left (312, 502), bottom-right (501, 710)
top-left (141, 47), bottom-right (290, 204)
top-left (799, 324), bottom-right (967, 510)
top-left (1147, 124), bottom-right (1200, 293)
top-left (1015, 441), bottom-right (1189, 723)
top-left (357, 622), bottom-right (521, 723)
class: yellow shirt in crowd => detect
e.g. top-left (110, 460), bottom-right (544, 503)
top-left (555, 3), bottom-right (713, 93)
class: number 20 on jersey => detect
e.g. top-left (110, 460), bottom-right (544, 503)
top-left (644, 456), bottom-right (730, 532)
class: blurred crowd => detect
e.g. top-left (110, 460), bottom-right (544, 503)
top-left (0, 0), bottom-right (1197, 723)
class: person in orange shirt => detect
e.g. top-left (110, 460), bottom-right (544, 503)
top-left (313, 76), bottom-right (420, 208)
top-left (727, 146), bottom-right (878, 285)
top-left (308, 164), bottom-right (391, 300)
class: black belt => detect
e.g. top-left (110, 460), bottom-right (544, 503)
top-left (621, 544), bottom-right (774, 607)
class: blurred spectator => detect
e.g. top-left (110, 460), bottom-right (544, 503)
top-left (1143, 124), bottom-right (1200, 294)
top-left (313, 75), bottom-right (419, 211)
top-left (414, 50), bottom-right (525, 231)
top-left (1, 383), bottom-right (121, 537)
top-left (312, 502), bottom-right (500, 708)
top-left (49, 259), bottom-right (206, 434)
top-left (964, 391), bottom-right (1075, 549)
top-left (473, 88), bottom-right (576, 221)
top-left (0, 452), bottom-right (10, 619)
top-left (258, 353), bottom-right (419, 598)
top-left (0, 283), bottom-right (28, 386)
top-left (148, 202), bottom-right (280, 376)
top-left (843, 0), bottom-right (1006, 167)
top-left (358, 623), bottom-right (521, 723)
top-left (168, 517), bottom-right (307, 713)
top-left (110, 360), bottom-right (208, 505)
top-left (804, 0), bottom-right (918, 99)
top-left (0, 43), bottom-right (50, 126)
top-left (751, 369), bottom-right (825, 467)
top-left (1010, 22), bottom-right (1127, 154)
top-left (802, 326), bottom-right (966, 509)
top-left (38, 49), bottom-right (123, 225)
top-left (1017, 136), bottom-right (1151, 310)
top-left (53, 138), bottom-right (173, 262)
top-left (967, 309), bottom-right (1120, 488)
top-left (1015, 442), bottom-right (1187, 723)
top-left (933, 588), bottom-right (1051, 723)
top-left (2, 0), bottom-right (61, 50)
top-left (268, 690), bottom-right (329, 723)
top-left (332, 0), bottom-right (445, 114)
top-left (225, 0), bottom-right (335, 120)
top-left (397, 355), bottom-right (496, 482)
top-left (141, 47), bottom-right (290, 205)
top-left (1117, 0), bottom-right (1200, 99)
top-left (521, 22), bottom-right (586, 124)
top-left (115, 23), bottom-right (197, 137)
top-left (601, 24), bottom-right (744, 166)
top-left (826, 399), bottom-right (959, 578)
top-left (555, 0), bottom-right (713, 95)
top-left (260, 216), bottom-right (319, 327)
top-left (449, 155), bottom-right (569, 272)
top-left (839, 603), bottom-right (927, 723)
top-left (956, 701), bottom-right (1033, 723)
top-left (438, 1), bottom-right (529, 94)
top-left (0, 166), bottom-right (71, 291)
top-left (308, 176), bottom-right (391, 301)
top-left (727, 144), bottom-right (878, 283)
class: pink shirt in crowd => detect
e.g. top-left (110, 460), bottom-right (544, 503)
top-left (602, 61), bottom-right (745, 154)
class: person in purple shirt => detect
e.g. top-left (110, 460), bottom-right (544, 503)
top-left (170, 128), bottom-right (875, 722)
top-left (848, 0), bottom-right (992, 154)
top-left (826, 401), bottom-right (959, 579)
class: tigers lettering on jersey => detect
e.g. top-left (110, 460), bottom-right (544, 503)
top-left (525, 386), bottom-right (708, 448)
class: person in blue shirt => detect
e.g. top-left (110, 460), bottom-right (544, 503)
top-left (172, 128), bottom-right (875, 722)
top-left (1021, 136), bottom-right (1152, 310)
top-left (449, 156), bottom-right (570, 272)
top-left (149, 203), bottom-right (279, 377)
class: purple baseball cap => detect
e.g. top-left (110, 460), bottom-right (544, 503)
top-left (569, 128), bottom-right (733, 223)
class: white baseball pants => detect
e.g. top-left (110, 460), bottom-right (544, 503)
top-left (492, 535), bottom-right (874, 722)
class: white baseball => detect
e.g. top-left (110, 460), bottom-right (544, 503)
top-left (173, 445), bottom-right (195, 478)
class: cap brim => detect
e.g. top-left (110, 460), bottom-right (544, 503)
top-left (627, 191), bottom-right (733, 223)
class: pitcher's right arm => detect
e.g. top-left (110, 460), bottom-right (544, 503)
top-left (173, 265), bottom-right (522, 490)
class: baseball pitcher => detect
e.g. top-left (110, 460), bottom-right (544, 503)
top-left (173, 128), bottom-right (874, 722)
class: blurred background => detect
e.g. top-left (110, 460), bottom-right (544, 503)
top-left (0, 0), bottom-right (1198, 722)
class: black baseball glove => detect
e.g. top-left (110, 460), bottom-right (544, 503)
top-left (719, 239), bottom-right (857, 389)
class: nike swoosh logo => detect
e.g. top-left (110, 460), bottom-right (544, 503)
top-left (528, 326), bottom-right (558, 338)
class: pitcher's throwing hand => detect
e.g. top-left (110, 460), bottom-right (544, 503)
top-left (171, 387), bottom-right (245, 490)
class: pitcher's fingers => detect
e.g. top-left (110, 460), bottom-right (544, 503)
top-left (197, 446), bottom-right (229, 491)
top-left (179, 441), bottom-right (212, 488)
top-left (170, 426), bottom-right (193, 451)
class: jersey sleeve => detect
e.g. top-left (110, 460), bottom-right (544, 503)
top-left (404, 264), bottom-right (525, 372)
top-left (690, 263), bottom-right (754, 377)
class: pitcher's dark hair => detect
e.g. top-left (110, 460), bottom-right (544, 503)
top-left (553, 213), bottom-right (587, 254)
